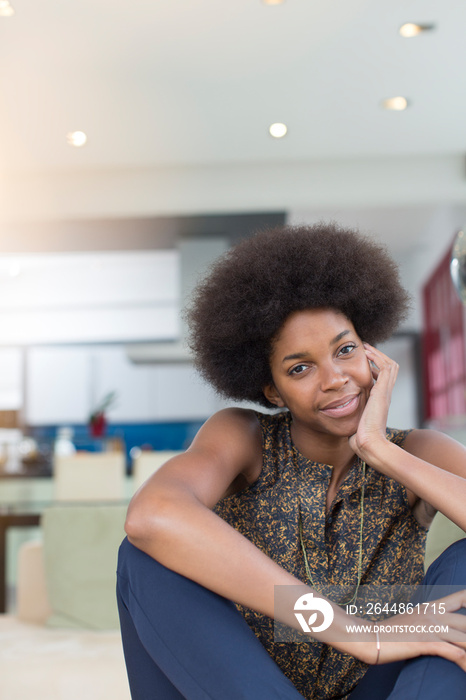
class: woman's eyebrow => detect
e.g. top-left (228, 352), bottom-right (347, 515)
top-left (282, 352), bottom-right (309, 363)
top-left (331, 330), bottom-right (350, 345)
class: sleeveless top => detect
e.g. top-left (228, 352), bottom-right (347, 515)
top-left (214, 411), bottom-right (427, 700)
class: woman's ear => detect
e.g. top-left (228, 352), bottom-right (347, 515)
top-left (263, 383), bottom-right (286, 408)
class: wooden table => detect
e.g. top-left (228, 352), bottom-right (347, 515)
top-left (0, 506), bottom-right (42, 612)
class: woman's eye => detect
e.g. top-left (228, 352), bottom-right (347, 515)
top-left (289, 364), bottom-right (308, 375)
top-left (338, 344), bottom-right (356, 356)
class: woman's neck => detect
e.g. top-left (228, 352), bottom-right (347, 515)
top-left (290, 418), bottom-right (355, 477)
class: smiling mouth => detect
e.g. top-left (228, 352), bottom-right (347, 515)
top-left (320, 395), bottom-right (360, 418)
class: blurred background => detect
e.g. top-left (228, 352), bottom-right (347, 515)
top-left (0, 0), bottom-right (465, 471)
top-left (1, 2), bottom-right (466, 697)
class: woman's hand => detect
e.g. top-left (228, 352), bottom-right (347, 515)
top-left (348, 343), bottom-right (398, 462)
top-left (368, 589), bottom-right (466, 669)
top-left (314, 589), bottom-right (466, 671)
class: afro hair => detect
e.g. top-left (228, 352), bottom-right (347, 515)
top-left (187, 222), bottom-right (410, 408)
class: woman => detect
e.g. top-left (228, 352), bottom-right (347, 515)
top-left (117, 223), bottom-right (466, 699)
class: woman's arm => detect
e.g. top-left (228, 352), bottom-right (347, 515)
top-left (365, 430), bottom-right (466, 531)
top-left (349, 344), bottom-right (466, 531)
top-left (126, 407), bottom-right (466, 669)
top-left (126, 407), bottom-right (300, 614)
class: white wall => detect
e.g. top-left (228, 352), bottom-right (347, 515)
top-left (0, 155), bottom-right (465, 225)
top-left (0, 349), bottom-right (23, 410)
top-left (378, 336), bottom-right (419, 429)
top-left (0, 250), bottom-right (179, 345)
top-left (25, 345), bottom-right (221, 425)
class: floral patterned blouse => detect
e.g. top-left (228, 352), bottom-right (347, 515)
top-left (214, 411), bottom-right (427, 700)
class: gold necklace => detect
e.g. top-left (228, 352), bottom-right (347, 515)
top-left (297, 459), bottom-right (366, 606)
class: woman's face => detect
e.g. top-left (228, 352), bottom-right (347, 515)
top-left (264, 308), bottom-right (373, 439)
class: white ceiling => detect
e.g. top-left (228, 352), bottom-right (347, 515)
top-left (0, 0), bottom-right (465, 296)
top-left (1, 0), bottom-right (465, 173)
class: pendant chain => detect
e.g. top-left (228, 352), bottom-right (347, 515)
top-left (298, 459), bottom-right (366, 606)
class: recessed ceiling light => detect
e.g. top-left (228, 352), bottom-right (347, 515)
top-left (399, 23), bottom-right (435, 38)
top-left (263, 0), bottom-right (285, 5)
top-left (381, 96), bottom-right (409, 111)
top-left (66, 131), bottom-right (87, 147)
top-left (269, 122), bottom-right (288, 138)
top-left (0, 1), bottom-right (14, 17)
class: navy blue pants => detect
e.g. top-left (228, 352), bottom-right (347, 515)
top-left (116, 538), bottom-right (466, 699)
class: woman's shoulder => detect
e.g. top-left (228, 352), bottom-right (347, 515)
top-left (199, 407), bottom-right (262, 446)
top-left (400, 427), bottom-right (466, 464)
top-left (252, 409), bottom-right (290, 430)
top-left (204, 409), bottom-right (289, 498)
top-left (208, 407), bottom-right (288, 436)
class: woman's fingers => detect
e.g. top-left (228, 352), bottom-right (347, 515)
top-left (377, 590), bottom-right (466, 669)
top-left (362, 344), bottom-right (399, 417)
top-left (349, 343), bottom-right (399, 455)
top-left (375, 640), bottom-right (464, 669)
top-left (363, 343), bottom-right (399, 385)
top-left (376, 628), bottom-right (466, 670)
top-left (398, 640), bottom-right (466, 670)
top-left (440, 588), bottom-right (466, 612)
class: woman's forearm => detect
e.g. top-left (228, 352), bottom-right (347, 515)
top-left (126, 491), bottom-right (300, 614)
top-left (360, 440), bottom-right (466, 531)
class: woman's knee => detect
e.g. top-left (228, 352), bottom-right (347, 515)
top-left (424, 537), bottom-right (466, 586)
top-left (117, 536), bottom-right (169, 588)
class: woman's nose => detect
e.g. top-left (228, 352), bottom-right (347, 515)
top-left (319, 363), bottom-right (348, 392)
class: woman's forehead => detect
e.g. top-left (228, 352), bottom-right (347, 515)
top-left (276, 308), bottom-right (354, 339)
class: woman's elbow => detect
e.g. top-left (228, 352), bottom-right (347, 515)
top-left (124, 489), bottom-right (178, 544)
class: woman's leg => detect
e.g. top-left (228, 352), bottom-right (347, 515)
top-left (349, 539), bottom-right (466, 700)
top-left (347, 661), bottom-right (405, 700)
top-left (117, 583), bottom-right (186, 699)
top-left (385, 538), bottom-right (466, 700)
top-left (117, 537), bottom-right (305, 700)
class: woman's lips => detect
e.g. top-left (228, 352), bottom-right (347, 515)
top-left (319, 394), bottom-right (360, 418)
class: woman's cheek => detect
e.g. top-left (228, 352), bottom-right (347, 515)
top-left (362, 362), bottom-right (375, 390)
